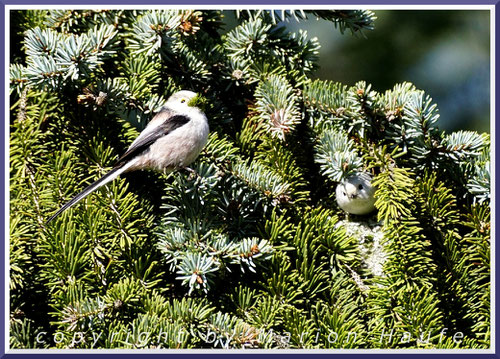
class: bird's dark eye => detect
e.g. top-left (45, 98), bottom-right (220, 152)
top-left (358, 184), bottom-right (363, 190)
top-left (180, 98), bottom-right (186, 103)
top-left (343, 192), bottom-right (346, 196)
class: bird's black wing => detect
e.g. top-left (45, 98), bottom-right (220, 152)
top-left (47, 112), bottom-right (190, 224)
top-left (114, 112), bottom-right (190, 167)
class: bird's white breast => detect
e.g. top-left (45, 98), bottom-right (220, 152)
top-left (141, 108), bottom-right (209, 171)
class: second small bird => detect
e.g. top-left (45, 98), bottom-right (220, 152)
top-left (47, 90), bottom-right (209, 223)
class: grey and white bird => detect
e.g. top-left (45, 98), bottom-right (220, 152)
top-left (47, 90), bottom-right (209, 223)
top-left (335, 172), bottom-right (376, 215)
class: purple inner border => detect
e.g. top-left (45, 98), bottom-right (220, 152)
top-left (0, 1), bottom-right (498, 358)
top-left (0, 0), bottom-right (499, 4)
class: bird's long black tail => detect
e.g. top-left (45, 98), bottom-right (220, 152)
top-left (46, 164), bottom-right (131, 224)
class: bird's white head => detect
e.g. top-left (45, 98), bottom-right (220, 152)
top-left (166, 90), bottom-right (197, 109)
top-left (165, 90), bottom-right (208, 116)
top-left (336, 172), bottom-right (376, 215)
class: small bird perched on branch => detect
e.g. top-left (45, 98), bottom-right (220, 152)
top-left (47, 90), bottom-right (209, 223)
top-left (336, 172), bottom-right (376, 215)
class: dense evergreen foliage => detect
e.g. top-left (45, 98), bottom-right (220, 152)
top-left (9, 9), bottom-right (490, 349)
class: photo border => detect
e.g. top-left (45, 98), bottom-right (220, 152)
top-left (1, 0), bottom-right (497, 357)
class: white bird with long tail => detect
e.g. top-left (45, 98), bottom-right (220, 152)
top-left (47, 90), bottom-right (209, 223)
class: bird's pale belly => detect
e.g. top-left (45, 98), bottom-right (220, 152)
top-left (140, 124), bottom-right (208, 171)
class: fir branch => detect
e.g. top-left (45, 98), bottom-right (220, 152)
top-left (231, 160), bottom-right (291, 202)
top-left (314, 128), bottom-right (363, 182)
top-left (254, 74), bottom-right (301, 141)
top-left (303, 79), bottom-right (348, 118)
top-left (308, 10), bottom-right (376, 36)
top-left (128, 10), bottom-right (182, 57)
